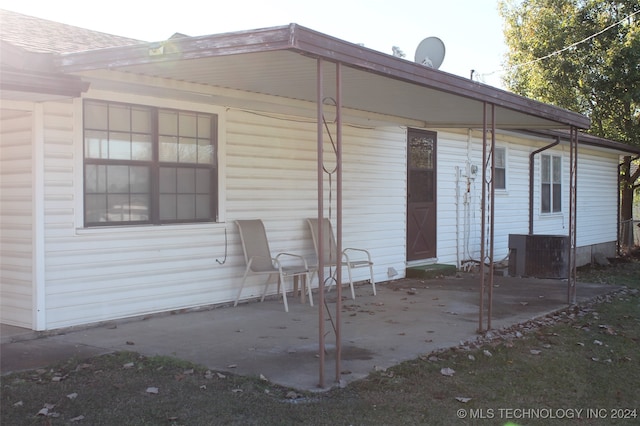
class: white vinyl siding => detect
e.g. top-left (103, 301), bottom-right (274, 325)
top-left (226, 109), bottom-right (406, 299)
top-left (438, 131), bottom-right (619, 267)
top-left (42, 99), bottom-right (226, 328)
top-left (575, 149), bottom-right (619, 247)
top-left (435, 132), bottom-right (470, 265)
top-left (2, 86), bottom-right (623, 331)
top-left (436, 131), bottom-right (531, 266)
top-left (491, 142), bottom-right (532, 260)
top-left (0, 108), bottom-right (34, 328)
top-left (37, 96), bottom-right (407, 329)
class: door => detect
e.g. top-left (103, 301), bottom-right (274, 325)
top-left (407, 129), bottom-right (437, 261)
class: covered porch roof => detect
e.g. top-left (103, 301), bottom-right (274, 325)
top-left (49, 23), bottom-right (594, 388)
top-left (54, 23), bottom-right (590, 130)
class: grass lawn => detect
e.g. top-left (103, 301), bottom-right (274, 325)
top-left (2, 255), bottom-right (639, 425)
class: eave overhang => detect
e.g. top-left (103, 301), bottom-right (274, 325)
top-left (1, 41), bottom-right (90, 101)
top-left (1, 67), bottom-right (90, 99)
top-left (53, 24), bottom-right (590, 130)
top-left (522, 129), bottom-right (640, 156)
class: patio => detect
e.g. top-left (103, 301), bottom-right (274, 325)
top-left (1, 274), bottom-right (615, 391)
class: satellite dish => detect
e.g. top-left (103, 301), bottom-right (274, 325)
top-left (414, 37), bottom-right (446, 69)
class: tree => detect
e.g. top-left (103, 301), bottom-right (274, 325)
top-left (499, 0), bottom-right (640, 247)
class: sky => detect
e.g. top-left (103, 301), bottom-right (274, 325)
top-left (2, 0), bottom-right (508, 87)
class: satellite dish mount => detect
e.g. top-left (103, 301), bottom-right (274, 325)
top-left (414, 37), bottom-right (446, 70)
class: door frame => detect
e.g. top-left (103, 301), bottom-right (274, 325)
top-left (406, 128), bottom-right (437, 262)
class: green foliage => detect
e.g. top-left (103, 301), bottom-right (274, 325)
top-left (499, 0), bottom-right (640, 146)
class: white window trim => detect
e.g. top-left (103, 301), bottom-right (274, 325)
top-left (494, 146), bottom-right (507, 193)
top-left (74, 90), bottom-right (227, 233)
top-left (539, 153), bottom-right (562, 215)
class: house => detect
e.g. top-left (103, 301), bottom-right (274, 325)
top-left (2, 9), bottom-right (639, 332)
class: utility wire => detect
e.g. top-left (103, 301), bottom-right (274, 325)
top-left (510, 9), bottom-right (639, 70)
top-left (477, 9), bottom-right (639, 80)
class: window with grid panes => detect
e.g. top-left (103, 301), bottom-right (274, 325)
top-left (495, 147), bottom-right (506, 190)
top-left (541, 154), bottom-right (561, 213)
top-left (83, 100), bottom-right (217, 226)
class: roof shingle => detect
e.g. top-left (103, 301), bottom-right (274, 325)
top-left (0, 9), bottom-right (143, 53)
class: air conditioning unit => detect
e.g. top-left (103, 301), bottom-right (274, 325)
top-left (508, 234), bottom-right (569, 279)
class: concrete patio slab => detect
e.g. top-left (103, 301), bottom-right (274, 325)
top-left (1, 275), bottom-right (616, 392)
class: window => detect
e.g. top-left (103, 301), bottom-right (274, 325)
top-left (408, 133), bottom-right (435, 203)
top-left (83, 100), bottom-right (217, 226)
top-left (494, 147), bottom-right (506, 190)
top-left (541, 154), bottom-right (561, 213)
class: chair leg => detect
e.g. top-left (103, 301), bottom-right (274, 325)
top-left (369, 264), bottom-right (376, 296)
top-left (293, 275), bottom-right (303, 304)
top-left (260, 276), bottom-right (270, 302)
top-left (234, 270), bottom-right (250, 307)
top-left (346, 265), bottom-right (356, 300)
top-left (279, 274), bottom-right (289, 312)
top-left (305, 273), bottom-right (314, 307)
top-left (309, 269), bottom-right (317, 288)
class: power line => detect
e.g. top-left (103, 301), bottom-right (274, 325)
top-left (510, 9), bottom-right (639, 70)
top-left (477, 9), bottom-right (639, 81)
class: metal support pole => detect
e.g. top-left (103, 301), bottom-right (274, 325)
top-left (487, 104), bottom-right (495, 330)
top-left (479, 103), bottom-right (487, 333)
top-left (479, 102), bottom-right (496, 332)
top-left (568, 126), bottom-right (578, 304)
top-left (316, 58), bottom-right (325, 388)
top-left (335, 62), bottom-right (343, 384)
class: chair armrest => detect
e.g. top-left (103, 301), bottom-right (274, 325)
top-left (247, 255), bottom-right (277, 272)
top-left (342, 248), bottom-right (373, 265)
top-left (275, 252), bottom-right (310, 270)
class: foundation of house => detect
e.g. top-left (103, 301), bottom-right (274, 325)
top-left (406, 263), bottom-right (457, 279)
